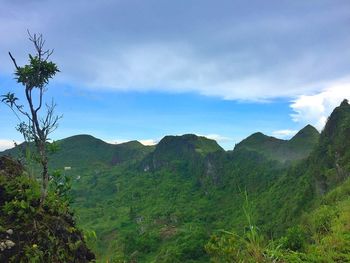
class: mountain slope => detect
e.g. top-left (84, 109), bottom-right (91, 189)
top-left (234, 125), bottom-right (319, 162)
top-left (71, 101), bottom-right (348, 262)
top-left (256, 99), bottom-right (350, 234)
top-left (50, 135), bottom-right (154, 169)
top-left (1, 102), bottom-right (348, 262)
top-left (1, 135), bottom-right (155, 171)
top-left (142, 134), bottom-right (223, 171)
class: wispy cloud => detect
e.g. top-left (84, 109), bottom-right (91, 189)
top-left (139, 139), bottom-right (159, 146)
top-left (106, 138), bottom-right (159, 146)
top-left (290, 80), bottom-right (350, 130)
top-left (106, 133), bottom-right (232, 147)
top-left (0, 139), bottom-right (17, 151)
top-left (200, 134), bottom-right (233, 143)
top-left (272, 129), bottom-right (297, 138)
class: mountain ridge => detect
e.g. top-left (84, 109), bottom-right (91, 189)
top-left (1, 102), bottom-right (349, 262)
top-left (234, 124), bottom-right (320, 162)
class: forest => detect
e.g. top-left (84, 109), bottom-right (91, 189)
top-left (1, 100), bottom-right (350, 262)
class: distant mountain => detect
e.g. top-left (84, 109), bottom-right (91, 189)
top-left (1, 101), bottom-right (349, 262)
top-left (50, 135), bottom-right (155, 169)
top-left (142, 134), bottom-right (223, 171)
top-left (235, 125), bottom-right (319, 162)
top-left (1, 134), bottom-right (154, 170)
top-left (288, 124), bottom-right (319, 152)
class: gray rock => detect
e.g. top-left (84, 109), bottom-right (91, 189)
top-left (5, 240), bottom-right (15, 249)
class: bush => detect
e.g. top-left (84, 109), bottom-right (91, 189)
top-left (281, 226), bottom-right (306, 251)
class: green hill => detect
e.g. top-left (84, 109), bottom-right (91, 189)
top-left (50, 135), bottom-right (154, 170)
top-left (1, 101), bottom-right (349, 262)
top-left (235, 124), bottom-right (319, 162)
top-left (141, 134), bottom-right (223, 171)
top-left (2, 135), bottom-right (154, 171)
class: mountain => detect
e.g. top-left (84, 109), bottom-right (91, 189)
top-left (2, 134), bottom-right (154, 171)
top-left (234, 125), bottom-right (320, 162)
top-left (50, 135), bottom-right (154, 169)
top-left (1, 101), bottom-right (349, 262)
top-left (256, 100), bottom-right (350, 234)
top-left (141, 134), bottom-right (223, 171)
top-left (309, 99), bottom-right (350, 193)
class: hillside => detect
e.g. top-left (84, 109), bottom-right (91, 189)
top-left (1, 135), bottom-right (154, 171)
top-left (141, 134), bottom-right (223, 171)
top-left (0, 156), bottom-right (95, 262)
top-left (69, 101), bottom-right (348, 262)
top-left (50, 135), bottom-right (154, 170)
top-left (235, 124), bottom-right (319, 162)
top-left (0, 101), bottom-right (349, 262)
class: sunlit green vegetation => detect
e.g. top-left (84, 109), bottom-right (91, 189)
top-left (2, 100), bottom-right (349, 262)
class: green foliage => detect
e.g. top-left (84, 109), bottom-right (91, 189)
top-left (14, 53), bottom-right (59, 88)
top-left (0, 156), bottom-right (95, 262)
top-left (206, 178), bottom-right (350, 262)
top-left (205, 193), bottom-right (278, 263)
top-left (281, 226), bottom-right (306, 251)
top-left (1, 32), bottom-right (62, 203)
top-left (1, 101), bottom-right (349, 262)
top-left (50, 169), bottom-right (72, 201)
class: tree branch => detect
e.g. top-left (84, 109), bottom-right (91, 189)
top-left (35, 88), bottom-right (44, 113)
top-left (8, 52), bottom-right (19, 70)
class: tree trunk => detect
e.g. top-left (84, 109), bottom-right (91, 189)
top-left (38, 140), bottom-right (49, 204)
top-left (40, 158), bottom-right (49, 203)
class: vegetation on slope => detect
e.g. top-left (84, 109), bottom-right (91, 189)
top-left (206, 100), bottom-right (350, 262)
top-left (0, 101), bottom-right (348, 262)
top-left (235, 125), bottom-right (320, 162)
top-left (69, 136), bottom-right (287, 261)
top-left (0, 156), bottom-right (95, 262)
top-left (206, 177), bottom-right (350, 262)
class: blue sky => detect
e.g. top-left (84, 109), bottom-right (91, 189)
top-left (1, 0), bottom-right (350, 150)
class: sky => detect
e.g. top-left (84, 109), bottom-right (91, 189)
top-left (1, 0), bottom-right (350, 150)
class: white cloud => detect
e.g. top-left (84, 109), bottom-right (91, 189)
top-left (200, 134), bottom-right (233, 143)
top-left (272, 129), bottom-right (298, 138)
top-left (139, 139), bottom-right (159, 146)
top-left (106, 138), bottom-right (159, 146)
top-left (290, 81), bottom-right (350, 130)
top-left (0, 139), bottom-right (17, 151)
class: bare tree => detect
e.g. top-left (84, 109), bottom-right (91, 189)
top-left (1, 31), bottom-right (60, 203)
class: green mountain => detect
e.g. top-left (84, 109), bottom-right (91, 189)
top-left (2, 134), bottom-right (154, 171)
top-left (235, 124), bottom-right (320, 163)
top-left (50, 135), bottom-right (154, 169)
top-left (1, 100), bottom-right (349, 262)
top-left (141, 134), bottom-right (223, 171)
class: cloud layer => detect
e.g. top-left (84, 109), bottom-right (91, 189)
top-left (272, 129), bottom-right (298, 139)
top-left (1, 1), bottom-right (350, 101)
top-left (0, 139), bottom-right (16, 151)
top-left (290, 81), bottom-right (350, 130)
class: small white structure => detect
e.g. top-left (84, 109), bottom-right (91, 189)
top-left (64, 167), bottom-right (72, 171)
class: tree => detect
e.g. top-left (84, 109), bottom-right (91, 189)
top-left (1, 32), bottom-right (60, 203)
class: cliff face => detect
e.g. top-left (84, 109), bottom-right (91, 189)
top-left (0, 156), bottom-right (95, 262)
